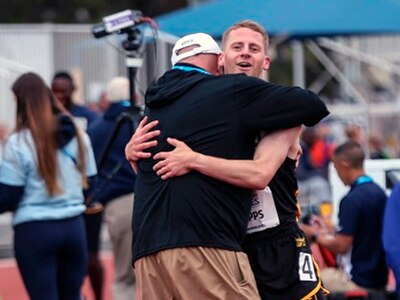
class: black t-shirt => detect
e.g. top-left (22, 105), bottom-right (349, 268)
top-left (132, 66), bottom-right (329, 262)
top-left (244, 157), bottom-right (300, 242)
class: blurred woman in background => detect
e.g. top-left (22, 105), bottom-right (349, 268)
top-left (0, 72), bottom-right (97, 300)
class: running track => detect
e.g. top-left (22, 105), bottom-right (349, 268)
top-left (0, 251), bottom-right (116, 300)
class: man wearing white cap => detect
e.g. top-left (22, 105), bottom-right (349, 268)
top-left (170, 32), bottom-right (222, 66)
top-left (129, 29), bottom-right (329, 299)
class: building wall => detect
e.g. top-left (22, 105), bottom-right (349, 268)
top-left (0, 23), bottom-right (170, 129)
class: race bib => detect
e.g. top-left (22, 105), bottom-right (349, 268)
top-left (298, 252), bottom-right (317, 281)
top-left (247, 186), bottom-right (280, 234)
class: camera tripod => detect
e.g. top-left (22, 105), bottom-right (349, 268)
top-left (85, 27), bottom-right (144, 213)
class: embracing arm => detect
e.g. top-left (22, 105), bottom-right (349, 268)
top-left (124, 116), bottom-right (160, 173)
top-left (153, 126), bottom-right (301, 189)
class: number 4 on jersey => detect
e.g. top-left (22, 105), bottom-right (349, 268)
top-left (299, 252), bottom-right (317, 281)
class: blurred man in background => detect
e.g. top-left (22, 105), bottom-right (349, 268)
top-left (52, 70), bottom-right (103, 299)
top-left (301, 141), bottom-right (388, 293)
top-left (87, 77), bottom-right (140, 300)
top-left (51, 71), bottom-right (99, 130)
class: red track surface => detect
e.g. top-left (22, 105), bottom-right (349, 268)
top-left (0, 247), bottom-right (394, 299)
top-left (0, 252), bottom-right (115, 300)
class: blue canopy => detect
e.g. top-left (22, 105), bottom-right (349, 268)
top-left (156, 0), bottom-right (400, 39)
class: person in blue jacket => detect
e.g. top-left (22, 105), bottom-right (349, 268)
top-left (383, 182), bottom-right (400, 299)
top-left (87, 76), bottom-right (141, 299)
top-left (0, 72), bottom-right (97, 300)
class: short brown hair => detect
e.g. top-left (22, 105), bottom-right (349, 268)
top-left (222, 20), bottom-right (269, 52)
top-left (333, 140), bottom-right (365, 169)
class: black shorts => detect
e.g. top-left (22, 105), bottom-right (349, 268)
top-left (83, 211), bottom-right (103, 254)
top-left (242, 225), bottom-right (327, 300)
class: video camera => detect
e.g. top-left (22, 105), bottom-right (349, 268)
top-left (92, 9), bottom-right (144, 39)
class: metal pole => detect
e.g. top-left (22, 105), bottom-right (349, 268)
top-left (292, 40), bottom-right (305, 88)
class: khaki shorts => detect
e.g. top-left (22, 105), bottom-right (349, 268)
top-left (134, 246), bottom-right (261, 300)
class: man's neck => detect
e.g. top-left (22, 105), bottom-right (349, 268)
top-left (179, 55), bottom-right (217, 75)
top-left (173, 64), bottom-right (210, 75)
top-left (349, 170), bottom-right (367, 185)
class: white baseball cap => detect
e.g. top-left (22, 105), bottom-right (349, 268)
top-left (171, 33), bottom-right (221, 66)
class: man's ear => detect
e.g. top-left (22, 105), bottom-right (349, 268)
top-left (263, 55), bottom-right (271, 71)
top-left (218, 53), bottom-right (224, 71)
top-left (340, 159), bottom-right (350, 168)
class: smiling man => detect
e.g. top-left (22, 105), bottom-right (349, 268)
top-left (220, 21), bottom-right (270, 77)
